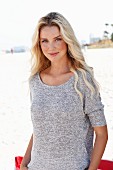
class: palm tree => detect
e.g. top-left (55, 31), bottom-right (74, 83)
top-left (104, 31), bottom-right (109, 39)
top-left (104, 23), bottom-right (109, 39)
top-left (111, 33), bottom-right (113, 42)
top-left (111, 24), bottom-right (113, 42)
top-left (105, 23), bottom-right (109, 27)
top-left (105, 23), bottom-right (109, 31)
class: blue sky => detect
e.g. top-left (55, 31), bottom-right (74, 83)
top-left (0, 0), bottom-right (113, 49)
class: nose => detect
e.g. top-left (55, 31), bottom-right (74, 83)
top-left (48, 42), bottom-right (56, 49)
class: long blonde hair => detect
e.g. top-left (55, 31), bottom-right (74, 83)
top-left (30, 12), bottom-right (99, 101)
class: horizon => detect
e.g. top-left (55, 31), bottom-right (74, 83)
top-left (0, 0), bottom-right (113, 49)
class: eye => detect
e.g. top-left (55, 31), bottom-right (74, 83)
top-left (41, 39), bottom-right (48, 43)
top-left (55, 38), bottom-right (62, 41)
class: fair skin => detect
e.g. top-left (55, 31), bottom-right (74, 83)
top-left (20, 25), bottom-right (108, 170)
top-left (20, 134), bottom-right (33, 170)
top-left (39, 25), bottom-right (74, 84)
top-left (88, 126), bottom-right (108, 170)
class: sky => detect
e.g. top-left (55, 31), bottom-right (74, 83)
top-left (0, 0), bottom-right (113, 49)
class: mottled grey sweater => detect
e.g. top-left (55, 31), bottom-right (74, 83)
top-left (28, 71), bottom-right (106, 170)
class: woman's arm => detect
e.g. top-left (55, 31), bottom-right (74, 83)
top-left (88, 125), bottom-right (108, 170)
top-left (20, 134), bottom-right (33, 170)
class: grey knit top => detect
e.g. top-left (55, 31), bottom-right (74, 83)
top-left (28, 71), bottom-right (106, 170)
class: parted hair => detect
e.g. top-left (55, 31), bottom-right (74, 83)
top-left (30, 12), bottom-right (100, 101)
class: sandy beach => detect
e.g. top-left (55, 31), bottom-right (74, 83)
top-left (0, 48), bottom-right (113, 170)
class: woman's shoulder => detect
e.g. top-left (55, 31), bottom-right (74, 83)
top-left (77, 69), bottom-right (93, 83)
top-left (29, 72), bottom-right (39, 84)
top-left (76, 69), bottom-right (96, 92)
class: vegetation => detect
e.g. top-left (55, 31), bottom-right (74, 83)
top-left (104, 23), bottom-right (113, 41)
top-left (111, 24), bottom-right (113, 42)
top-left (111, 33), bottom-right (113, 42)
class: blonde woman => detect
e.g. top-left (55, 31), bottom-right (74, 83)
top-left (20, 12), bottom-right (108, 170)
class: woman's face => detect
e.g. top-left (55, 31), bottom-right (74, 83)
top-left (39, 25), bottom-right (68, 62)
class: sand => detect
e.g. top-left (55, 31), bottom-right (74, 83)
top-left (0, 48), bottom-right (113, 170)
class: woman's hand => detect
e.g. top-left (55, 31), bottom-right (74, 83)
top-left (20, 165), bottom-right (28, 170)
top-left (20, 134), bottom-right (33, 170)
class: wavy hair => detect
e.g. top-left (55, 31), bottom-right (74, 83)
top-left (30, 12), bottom-right (99, 101)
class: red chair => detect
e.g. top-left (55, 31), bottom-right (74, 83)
top-left (98, 159), bottom-right (113, 170)
top-left (15, 156), bottom-right (23, 170)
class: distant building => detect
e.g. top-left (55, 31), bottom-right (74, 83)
top-left (5, 46), bottom-right (30, 53)
top-left (89, 33), bottom-right (101, 44)
top-left (90, 36), bottom-right (101, 44)
top-left (12, 46), bottom-right (26, 53)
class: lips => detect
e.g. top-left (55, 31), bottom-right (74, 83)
top-left (49, 52), bottom-right (59, 56)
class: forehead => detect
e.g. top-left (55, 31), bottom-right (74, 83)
top-left (40, 26), bottom-right (60, 38)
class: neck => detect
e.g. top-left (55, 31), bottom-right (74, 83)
top-left (49, 59), bottom-right (71, 76)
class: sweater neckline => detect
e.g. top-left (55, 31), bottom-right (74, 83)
top-left (37, 72), bottom-right (75, 88)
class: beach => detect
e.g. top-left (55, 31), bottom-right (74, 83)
top-left (0, 48), bottom-right (113, 170)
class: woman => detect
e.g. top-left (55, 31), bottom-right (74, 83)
top-left (20, 12), bottom-right (108, 170)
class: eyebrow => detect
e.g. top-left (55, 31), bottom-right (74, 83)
top-left (40, 35), bottom-right (62, 40)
